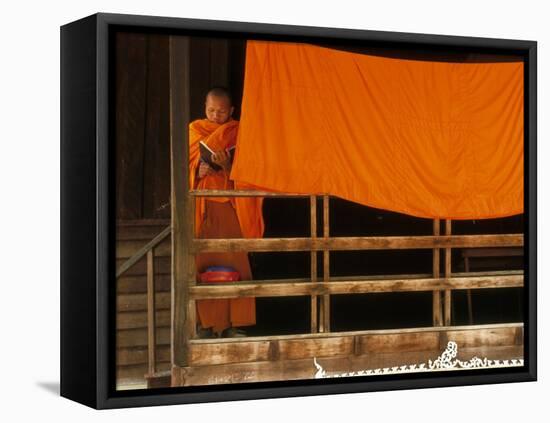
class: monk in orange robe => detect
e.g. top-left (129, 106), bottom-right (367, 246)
top-left (189, 87), bottom-right (264, 338)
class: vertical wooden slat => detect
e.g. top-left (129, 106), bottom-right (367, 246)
top-left (115, 33), bottom-right (147, 219)
top-left (310, 195), bottom-right (318, 333)
top-left (187, 299), bottom-right (197, 340)
top-left (322, 195), bottom-right (331, 332)
top-left (465, 256), bottom-right (474, 324)
top-left (209, 39), bottom-right (229, 87)
top-left (146, 249), bottom-right (156, 375)
top-left (444, 219), bottom-right (452, 326)
top-left (143, 35), bottom-right (171, 219)
top-left (170, 35), bottom-right (191, 368)
top-left (432, 219), bottom-right (442, 326)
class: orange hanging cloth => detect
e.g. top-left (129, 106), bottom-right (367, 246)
top-left (231, 41), bottom-right (524, 220)
top-left (189, 118), bottom-right (264, 238)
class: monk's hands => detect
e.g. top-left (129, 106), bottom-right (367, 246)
top-left (211, 149), bottom-right (231, 172)
top-left (198, 161), bottom-right (215, 178)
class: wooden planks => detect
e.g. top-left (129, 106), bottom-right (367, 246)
top-left (116, 32), bottom-right (148, 220)
top-left (117, 309), bottom-right (171, 330)
top-left (117, 326), bottom-right (170, 348)
top-left (116, 257), bottom-right (171, 279)
top-left (176, 344), bottom-right (524, 387)
top-left (116, 227), bottom-right (171, 276)
top-left (117, 362), bottom-right (171, 387)
top-left (142, 35), bottom-right (171, 219)
top-left (177, 323), bottom-right (523, 378)
top-left (115, 33), bottom-right (171, 220)
top-left (118, 345), bottom-right (171, 366)
top-left (116, 235), bottom-right (171, 259)
top-left (117, 292), bottom-right (170, 312)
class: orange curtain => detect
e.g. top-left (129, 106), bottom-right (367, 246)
top-left (230, 40), bottom-right (523, 220)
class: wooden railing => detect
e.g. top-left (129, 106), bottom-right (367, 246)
top-left (185, 189), bottom-right (524, 343)
top-left (116, 225), bottom-right (171, 379)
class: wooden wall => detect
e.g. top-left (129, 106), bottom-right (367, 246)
top-left (115, 33), bottom-right (246, 386)
top-left (116, 221), bottom-right (171, 387)
top-left (115, 33), bottom-right (246, 220)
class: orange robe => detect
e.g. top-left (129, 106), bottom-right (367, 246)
top-left (189, 118), bottom-right (264, 333)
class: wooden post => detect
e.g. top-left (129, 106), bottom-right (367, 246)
top-left (432, 219), bottom-right (442, 326)
top-left (322, 195), bottom-right (331, 332)
top-left (187, 197), bottom-right (197, 340)
top-left (146, 249), bottom-right (156, 376)
top-left (444, 219), bottom-right (452, 326)
top-left (465, 256), bottom-right (474, 324)
top-left (310, 195), bottom-right (318, 333)
top-left (169, 35), bottom-right (192, 369)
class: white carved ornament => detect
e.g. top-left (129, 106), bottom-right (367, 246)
top-left (313, 341), bottom-right (524, 379)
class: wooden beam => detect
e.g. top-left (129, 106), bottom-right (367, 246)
top-left (192, 233), bottom-right (523, 253)
top-left (190, 189), bottom-right (310, 197)
top-left (190, 322), bottom-right (523, 344)
top-left (187, 197), bottom-right (197, 340)
top-left (322, 195), bottom-right (330, 332)
top-left (169, 35), bottom-right (191, 368)
top-left (432, 219), bottom-right (442, 326)
top-left (188, 274), bottom-right (523, 299)
top-left (444, 219), bottom-right (452, 326)
top-left (175, 344), bottom-right (523, 386)
top-left (184, 323), bottom-right (523, 366)
top-left (146, 250), bottom-right (156, 376)
top-left (117, 269), bottom-right (519, 298)
top-left (310, 195), bottom-right (318, 333)
top-left (117, 218), bottom-right (171, 227)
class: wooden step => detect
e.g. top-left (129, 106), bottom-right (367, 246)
top-left (145, 370), bottom-right (172, 389)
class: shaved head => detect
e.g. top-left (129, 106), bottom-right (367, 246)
top-left (205, 87), bottom-right (234, 124)
top-left (206, 86), bottom-right (233, 105)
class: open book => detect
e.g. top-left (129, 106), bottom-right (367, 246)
top-left (199, 141), bottom-right (236, 171)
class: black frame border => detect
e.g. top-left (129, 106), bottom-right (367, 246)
top-left (60, 12), bottom-right (537, 409)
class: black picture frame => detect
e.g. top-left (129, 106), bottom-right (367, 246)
top-left (60, 12), bottom-right (537, 409)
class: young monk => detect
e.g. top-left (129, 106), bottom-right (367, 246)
top-left (188, 87), bottom-right (264, 338)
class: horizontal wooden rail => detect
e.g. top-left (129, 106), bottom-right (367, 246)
top-left (116, 226), bottom-right (171, 278)
top-left (189, 274), bottom-right (523, 300)
top-left (117, 219), bottom-right (171, 227)
top-left (190, 189), bottom-right (310, 197)
top-left (182, 323), bottom-right (524, 376)
top-left (192, 234), bottom-right (523, 253)
top-left (188, 322), bottom-right (523, 346)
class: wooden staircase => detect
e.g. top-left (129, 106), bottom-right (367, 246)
top-left (116, 219), bottom-right (172, 389)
